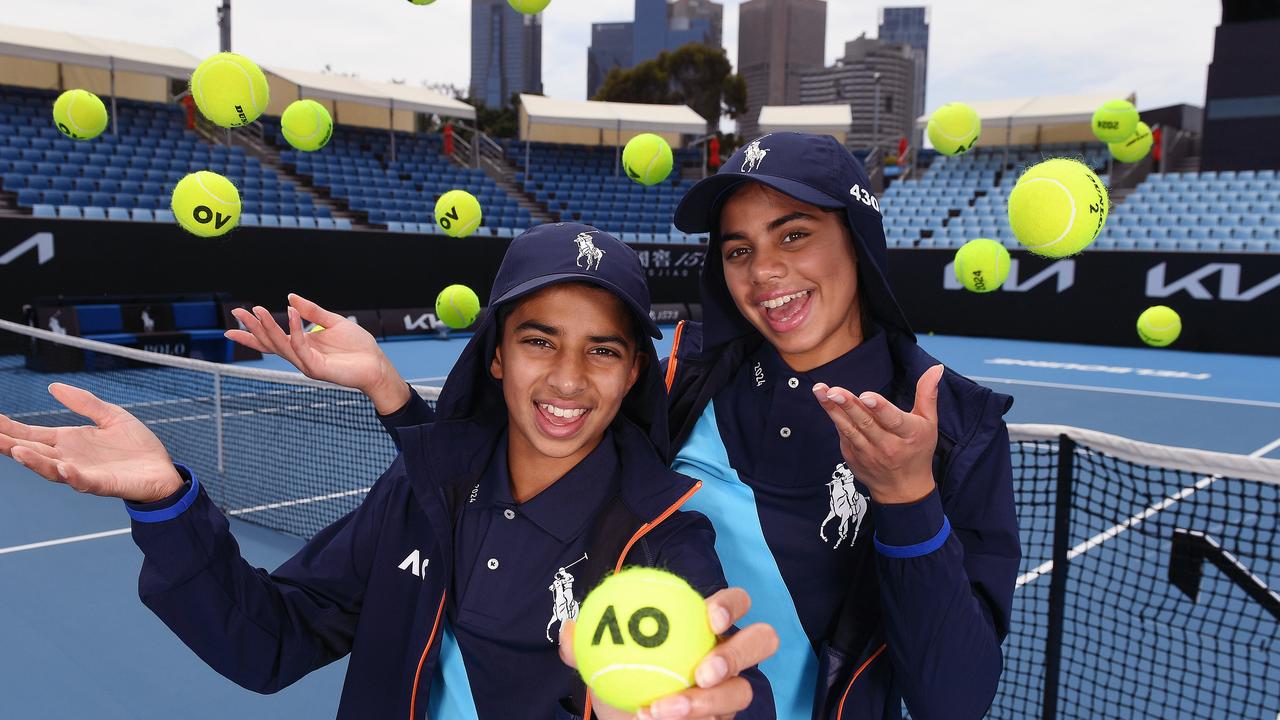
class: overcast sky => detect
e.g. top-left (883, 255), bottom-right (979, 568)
top-left (8, 0), bottom-right (1222, 114)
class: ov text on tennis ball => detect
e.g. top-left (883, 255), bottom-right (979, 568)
top-left (190, 52), bottom-right (270, 128)
top-left (573, 567), bottom-right (716, 713)
top-left (622, 133), bottom-right (673, 186)
top-left (1007, 158), bottom-right (1109, 258)
top-left (171, 171), bottom-right (241, 237)
top-left (435, 285), bottom-right (481, 329)
top-left (953, 238), bottom-right (1010, 293)
top-left (434, 190), bottom-right (483, 238)
top-left (52, 89), bottom-right (109, 141)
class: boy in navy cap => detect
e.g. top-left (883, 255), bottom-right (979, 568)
top-left (0, 224), bottom-right (777, 720)
top-left (656, 132), bottom-right (1021, 719)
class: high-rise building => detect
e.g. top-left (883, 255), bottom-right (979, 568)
top-left (737, 0), bottom-right (827, 138)
top-left (586, 0), bottom-right (724, 98)
top-left (878, 7), bottom-right (929, 147)
top-left (470, 0), bottom-right (543, 109)
top-left (798, 34), bottom-right (916, 152)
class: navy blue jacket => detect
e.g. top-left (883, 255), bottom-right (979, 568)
top-left (127, 275), bottom-right (774, 718)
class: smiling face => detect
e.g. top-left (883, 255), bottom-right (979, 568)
top-left (718, 182), bottom-right (865, 371)
top-left (490, 283), bottom-right (644, 474)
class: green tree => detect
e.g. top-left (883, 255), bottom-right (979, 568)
top-left (464, 93), bottom-right (524, 139)
top-left (594, 43), bottom-right (746, 133)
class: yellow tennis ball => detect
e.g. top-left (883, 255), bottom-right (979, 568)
top-left (434, 285), bottom-right (481, 329)
top-left (508, 0), bottom-right (552, 13)
top-left (1108, 121), bottom-right (1152, 164)
top-left (408, 0), bottom-right (436, 4)
top-left (1091, 99), bottom-right (1139, 144)
top-left (52, 89), bottom-right (109, 141)
top-left (954, 239), bottom-right (1010, 293)
top-left (171, 171), bottom-right (241, 237)
top-left (622, 133), bottom-right (674, 186)
top-left (574, 567), bottom-right (716, 713)
top-left (434, 189), bottom-right (483, 238)
top-left (191, 52), bottom-right (270, 128)
top-left (308, 324), bottom-right (325, 334)
top-left (926, 102), bottom-right (981, 156)
top-left (280, 99), bottom-right (333, 152)
top-left (1137, 305), bottom-right (1181, 347)
top-left (1007, 158), bottom-right (1109, 258)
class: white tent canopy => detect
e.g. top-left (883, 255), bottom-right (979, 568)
top-left (758, 104), bottom-right (852, 135)
top-left (914, 91), bottom-right (1138, 148)
top-left (0, 23), bottom-right (200, 78)
top-left (268, 66), bottom-right (474, 119)
top-left (520, 93), bottom-right (705, 135)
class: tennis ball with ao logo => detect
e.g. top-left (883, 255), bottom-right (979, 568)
top-left (52, 89), bottom-right (109, 141)
top-left (190, 52), bottom-right (269, 128)
top-left (171, 171), bottom-right (241, 237)
top-left (1007, 158), bottom-right (1109, 258)
top-left (622, 133), bottom-right (673, 186)
top-left (434, 189), bottom-right (483, 238)
top-left (573, 567), bottom-right (716, 713)
top-left (434, 285), bottom-right (480, 329)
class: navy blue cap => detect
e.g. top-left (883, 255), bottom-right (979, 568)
top-left (489, 222), bottom-right (662, 339)
top-left (673, 132), bottom-right (913, 340)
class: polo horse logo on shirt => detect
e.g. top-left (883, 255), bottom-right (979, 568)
top-left (546, 553), bottom-right (588, 643)
top-left (820, 463), bottom-right (869, 549)
top-left (573, 232), bottom-right (605, 271)
top-left (740, 136), bottom-right (772, 173)
top-left (141, 308), bottom-right (156, 333)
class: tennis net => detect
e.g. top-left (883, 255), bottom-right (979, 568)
top-left (1, 320), bottom-right (1277, 718)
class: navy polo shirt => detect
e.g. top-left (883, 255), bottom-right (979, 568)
top-left (713, 327), bottom-right (895, 650)
top-left (446, 428), bottom-right (620, 718)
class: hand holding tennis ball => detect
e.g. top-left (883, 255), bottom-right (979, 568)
top-left (225, 294), bottom-right (410, 415)
top-left (0, 383), bottom-right (184, 504)
top-left (559, 572), bottom-right (779, 719)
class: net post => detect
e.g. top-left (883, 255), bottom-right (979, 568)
top-left (214, 370), bottom-right (224, 474)
top-left (1041, 433), bottom-right (1076, 720)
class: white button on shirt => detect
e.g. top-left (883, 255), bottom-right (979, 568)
top-left (788, 377), bottom-right (800, 389)
top-left (503, 509), bottom-right (516, 520)
top-left (780, 427), bottom-right (792, 438)
top-left (486, 558), bottom-right (499, 570)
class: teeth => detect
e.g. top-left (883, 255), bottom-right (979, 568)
top-left (761, 290), bottom-right (809, 310)
top-left (540, 403), bottom-right (587, 419)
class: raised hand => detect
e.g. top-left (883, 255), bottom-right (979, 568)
top-left (0, 383), bottom-right (183, 503)
top-left (812, 364), bottom-right (944, 505)
top-left (225, 293), bottom-right (410, 414)
top-left (559, 587), bottom-right (779, 720)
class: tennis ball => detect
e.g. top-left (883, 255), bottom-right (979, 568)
top-left (408, 0), bottom-right (436, 4)
top-left (281, 99), bottom-right (333, 152)
top-left (1007, 158), bottom-right (1109, 258)
top-left (508, 0), bottom-right (552, 13)
top-left (1091, 100), bottom-right (1139, 144)
top-left (953, 239), bottom-right (1010, 293)
top-left (171, 171), bottom-right (241, 237)
top-left (191, 52), bottom-right (270, 128)
top-left (926, 102), bottom-right (981, 156)
top-left (1137, 305), bottom-right (1181, 347)
top-left (574, 567), bottom-right (716, 713)
top-left (435, 285), bottom-right (481, 329)
top-left (308, 324), bottom-right (325, 334)
top-left (52, 89), bottom-right (109, 141)
top-left (1108, 121), bottom-right (1153, 164)
top-left (434, 189), bottom-right (483, 238)
top-left (622, 133), bottom-right (674, 186)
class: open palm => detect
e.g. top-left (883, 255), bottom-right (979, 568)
top-left (0, 383), bottom-right (182, 503)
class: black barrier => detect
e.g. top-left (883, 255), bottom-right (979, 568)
top-left (3, 218), bottom-right (1279, 355)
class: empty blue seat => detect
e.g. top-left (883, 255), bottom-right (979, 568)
top-left (240, 212), bottom-right (260, 227)
top-left (16, 188), bottom-right (40, 207)
top-left (335, 217), bottom-right (353, 231)
top-left (259, 214), bottom-right (280, 228)
top-left (131, 208), bottom-right (154, 222)
top-left (279, 215), bottom-right (300, 229)
top-left (82, 206), bottom-right (107, 220)
top-left (56, 205), bottom-right (82, 219)
top-left (154, 209), bottom-right (176, 224)
top-left (32, 204), bottom-right (57, 218)
top-left (107, 207), bottom-right (131, 221)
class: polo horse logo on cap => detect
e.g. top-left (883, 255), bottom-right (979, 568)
top-left (573, 231), bottom-right (605, 271)
top-left (820, 462), bottom-right (868, 549)
top-left (741, 136), bottom-right (772, 173)
top-left (545, 553), bottom-right (588, 643)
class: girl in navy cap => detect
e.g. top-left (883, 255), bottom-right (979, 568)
top-left (657, 132), bottom-right (1021, 719)
top-left (0, 224), bottom-right (777, 720)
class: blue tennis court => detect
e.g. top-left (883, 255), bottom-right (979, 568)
top-left (2, 331), bottom-right (1278, 718)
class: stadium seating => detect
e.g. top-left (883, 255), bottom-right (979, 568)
top-left (0, 85), bottom-right (325, 225)
top-left (271, 121), bottom-right (533, 234)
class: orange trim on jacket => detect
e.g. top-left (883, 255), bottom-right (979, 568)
top-left (409, 591), bottom-right (448, 720)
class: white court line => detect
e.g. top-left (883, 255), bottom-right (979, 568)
top-left (971, 375), bottom-right (1280, 410)
top-left (0, 485), bottom-right (372, 557)
top-left (1016, 434), bottom-right (1280, 588)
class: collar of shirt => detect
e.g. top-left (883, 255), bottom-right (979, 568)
top-left (753, 323), bottom-right (894, 396)
top-left (473, 429), bottom-right (622, 544)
